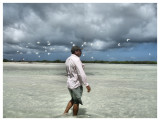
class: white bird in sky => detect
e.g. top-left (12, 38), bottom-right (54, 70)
top-left (118, 43), bottom-right (121, 46)
top-left (47, 41), bottom-right (51, 46)
top-left (50, 48), bottom-right (55, 51)
top-left (37, 41), bottom-right (40, 44)
top-left (126, 39), bottom-right (130, 42)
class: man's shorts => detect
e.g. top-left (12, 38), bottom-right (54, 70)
top-left (68, 86), bottom-right (83, 105)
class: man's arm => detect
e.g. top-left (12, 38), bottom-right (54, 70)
top-left (75, 59), bottom-right (91, 92)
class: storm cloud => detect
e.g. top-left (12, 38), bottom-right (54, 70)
top-left (3, 3), bottom-right (157, 60)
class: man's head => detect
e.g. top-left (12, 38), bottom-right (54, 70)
top-left (71, 46), bottom-right (82, 57)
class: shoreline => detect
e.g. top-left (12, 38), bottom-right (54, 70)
top-left (3, 61), bottom-right (157, 64)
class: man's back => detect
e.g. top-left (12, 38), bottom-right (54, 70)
top-left (65, 54), bottom-right (86, 89)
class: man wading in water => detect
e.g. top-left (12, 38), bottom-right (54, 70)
top-left (64, 46), bottom-right (91, 116)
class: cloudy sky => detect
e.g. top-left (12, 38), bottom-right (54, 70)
top-left (3, 3), bottom-right (157, 61)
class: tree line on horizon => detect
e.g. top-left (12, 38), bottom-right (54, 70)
top-left (3, 59), bottom-right (157, 64)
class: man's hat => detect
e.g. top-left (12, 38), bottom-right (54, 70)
top-left (71, 46), bottom-right (82, 53)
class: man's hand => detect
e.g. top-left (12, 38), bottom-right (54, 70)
top-left (86, 85), bottom-right (91, 92)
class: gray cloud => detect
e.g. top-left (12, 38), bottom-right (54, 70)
top-left (3, 3), bottom-right (157, 55)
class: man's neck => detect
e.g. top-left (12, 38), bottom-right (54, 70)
top-left (72, 54), bottom-right (79, 57)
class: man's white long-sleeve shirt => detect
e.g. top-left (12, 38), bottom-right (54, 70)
top-left (65, 54), bottom-right (89, 89)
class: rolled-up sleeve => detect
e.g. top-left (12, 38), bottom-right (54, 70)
top-left (75, 59), bottom-right (89, 87)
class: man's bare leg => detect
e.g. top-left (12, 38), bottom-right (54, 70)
top-left (73, 104), bottom-right (79, 116)
top-left (64, 100), bottom-right (73, 114)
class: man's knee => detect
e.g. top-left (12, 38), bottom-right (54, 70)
top-left (73, 103), bottom-right (79, 108)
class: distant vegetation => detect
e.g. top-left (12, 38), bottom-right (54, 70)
top-left (3, 59), bottom-right (65, 63)
top-left (3, 59), bottom-right (157, 64)
top-left (82, 60), bottom-right (157, 64)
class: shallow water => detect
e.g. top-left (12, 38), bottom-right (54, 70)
top-left (3, 62), bottom-right (157, 118)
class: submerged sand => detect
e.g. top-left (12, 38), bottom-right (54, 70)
top-left (3, 62), bottom-right (157, 118)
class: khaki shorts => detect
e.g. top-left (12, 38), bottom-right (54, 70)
top-left (68, 86), bottom-right (83, 105)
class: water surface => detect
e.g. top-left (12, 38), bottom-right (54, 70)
top-left (3, 62), bottom-right (157, 118)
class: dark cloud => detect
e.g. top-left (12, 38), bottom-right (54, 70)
top-left (3, 3), bottom-right (157, 55)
